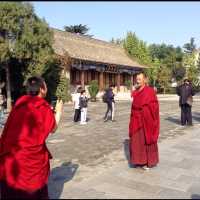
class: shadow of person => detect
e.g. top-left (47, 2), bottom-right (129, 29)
top-left (192, 115), bottom-right (200, 122)
top-left (86, 117), bottom-right (90, 122)
top-left (165, 116), bottom-right (180, 125)
top-left (123, 139), bottom-right (136, 168)
top-left (191, 194), bottom-right (200, 199)
top-left (48, 161), bottom-right (79, 199)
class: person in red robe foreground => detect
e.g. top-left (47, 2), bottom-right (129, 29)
top-left (0, 76), bottom-right (62, 199)
top-left (129, 71), bottom-right (160, 170)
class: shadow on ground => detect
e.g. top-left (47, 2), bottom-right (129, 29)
top-left (191, 194), bottom-right (200, 199)
top-left (165, 116), bottom-right (180, 125)
top-left (48, 161), bottom-right (79, 199)
top-left (123, 139), bottom-right (136, 168)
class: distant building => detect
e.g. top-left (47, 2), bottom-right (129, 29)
top-left (52, 28), bottom-right (146, 95)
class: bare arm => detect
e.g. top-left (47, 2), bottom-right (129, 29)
top-left (52, 100), bottom-right (63, 133)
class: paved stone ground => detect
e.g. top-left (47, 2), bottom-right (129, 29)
top-left (1, 99), bottom-right (200, 198)
top-left (45, 99), bottom-right (200, 199)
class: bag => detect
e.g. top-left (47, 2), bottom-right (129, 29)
top-left (187, 95), bottom-right (193, 106)
top-left (102, 92), bottom-right (108, 103)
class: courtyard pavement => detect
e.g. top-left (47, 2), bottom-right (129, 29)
top-left (46, 99), bottom-right (200, 199)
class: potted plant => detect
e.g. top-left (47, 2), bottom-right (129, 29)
top-left (88, 80), bottom-right (99, 102)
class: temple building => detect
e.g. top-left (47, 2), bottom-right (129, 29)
top-left (52, 28), bottom-right (146, 96)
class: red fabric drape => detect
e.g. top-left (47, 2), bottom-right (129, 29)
top-left (129, 86), bottom-right (160, 145)
top-left (0, 95), bottom-right (56, 192)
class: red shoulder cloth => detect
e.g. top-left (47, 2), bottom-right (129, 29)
top-left (0, 95), bottom-right (56, 192)
top-left (129, 86), bottom-right (160, 144)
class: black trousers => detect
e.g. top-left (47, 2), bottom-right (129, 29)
top-left (104, 102), bottom-right (113, 120)
top-left (0, 181), bottom-right (49, 199)
top-left (74, 109), bottom-right (81, 122)
top-left (181, 104), bottom-right (192, 125)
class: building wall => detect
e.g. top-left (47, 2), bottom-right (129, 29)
top-left (68, 68), bottom-right (136, 96)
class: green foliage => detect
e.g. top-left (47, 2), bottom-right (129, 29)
top-left (55, 73), bottom-right (70, 102)
top-left (64, 24), bottom-right (92, 37)
top-left (123, 31), bottom-right (152, 66)
top-left (172, 65), bottom-right (186, 81)
top-left (110, 37), bottom-right (124, 47)
top-left (146, 58), bottom-right (160, 86)
top-left (187, 65), bottom-right (199, 84)
top-left (157, 66), bottom-right (172, 94)
top-left (183, 37), bottom-right (196, 54)
top-left (0, 2), bottom-right (69, 103)
top-left (88, 80), bottom-right (99, 101)
top-left (182, 52), bottom-right (199, 84)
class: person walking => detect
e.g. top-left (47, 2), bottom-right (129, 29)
top-left (0, 76), bottom-right (62, 199)
top-left (73, 86), bottom-right (82, 122)
top-left (129, 71), bottom-right (160, 170)
top-left (79, 89), bottom-right (88, 125)
top-left (103, 85), bottom-right (115, 122)
top-left (176, 78), bottom-right (195, 126)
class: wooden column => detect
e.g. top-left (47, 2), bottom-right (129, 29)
top-left (99, 71), bottom-right (104, 91)
top-left (81, 70), bottom-right (85, 88)
top-left (117, 73), bottom-right (120, 92)
top-left (133, 74), bottom-right (136, 85)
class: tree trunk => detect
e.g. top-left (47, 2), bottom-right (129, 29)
top-left (6, 63), bottom-right (12, 113)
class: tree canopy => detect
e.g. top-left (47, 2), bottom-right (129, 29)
top-left (64, 24), bottom-right (92, 37)
top-left (0, 2), bottom-right (69, 107)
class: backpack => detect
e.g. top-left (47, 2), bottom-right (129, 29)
top-left (102, 92), bottom-right (108, 103)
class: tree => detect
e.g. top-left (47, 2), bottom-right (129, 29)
top-left (146, 58), bottom-right (161, 86)
top-left (0, 2), bottom-right (69, 115)
top-left (157, 66), bottom-right (171, 94)
top-left (110, 37), bottom-right (124, 46)
top-left (172, 65), bottom-right (186, 82)
top-left (123, 31), bottom-right (140, 60)
top-left (64, 24), bottom-right (92, 37)
top-left (123, 31), bottom-right (152, 66)
top-left (183, 37), bottom-right (196, 54)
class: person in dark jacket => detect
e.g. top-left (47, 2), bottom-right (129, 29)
top-left (176, 78), bottom-right (195, 126)
top-left (104, 85), bottom-right (115, 122)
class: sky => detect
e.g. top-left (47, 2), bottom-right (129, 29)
top-left (32, 1), bottom-right (200, 48)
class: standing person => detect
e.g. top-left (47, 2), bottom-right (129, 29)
top-left (79, 89), bottom-right (88, 125)
top-left (0, 76), bottom-right (62, 199)
top-left (176, 78), bottom-right (195, 126)
top-left (104, 85), bottom-right (115, 122)
top-left (129, 72), bottom-right (160, 170)
top-left (73, 87), bottom-right (82, 122)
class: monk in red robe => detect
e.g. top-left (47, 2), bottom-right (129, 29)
top-left (0, 76), bottom-right (61, 199)
top-left (129, 72), bottom-right (160, 170)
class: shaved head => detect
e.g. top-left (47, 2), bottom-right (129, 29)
top-left (136, 71), bottom-right (147, 89)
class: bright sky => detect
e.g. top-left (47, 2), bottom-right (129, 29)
top-left (32, 1), bottom-right (200, 48)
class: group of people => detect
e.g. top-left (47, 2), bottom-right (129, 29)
top-left (0, 71), bottom-right (197, 199)
top-left (72, 84), bottom-right (116, 124)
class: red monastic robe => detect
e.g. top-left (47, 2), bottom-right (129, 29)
top-left (129, 86), bottom-right (160, 167)
top-left (0, 95), bottom-right (56, 193)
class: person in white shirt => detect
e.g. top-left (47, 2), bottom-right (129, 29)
top-left (73, 87), bottom-right (82, 122)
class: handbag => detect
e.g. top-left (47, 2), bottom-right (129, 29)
top-left (186, 95), bottom-right (193, 106)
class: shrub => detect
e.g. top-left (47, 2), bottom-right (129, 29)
top-left (88, 80), bottom-right (99, 101)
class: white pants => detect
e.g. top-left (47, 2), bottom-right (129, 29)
top-left (80, 108), bottom-right (87, 123)
top-left (112, 102), bottom-right (115, 120)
